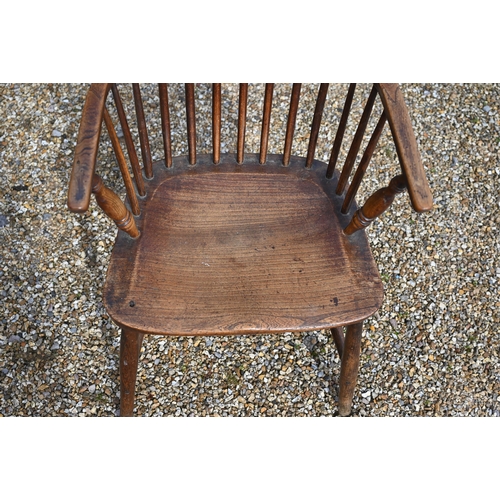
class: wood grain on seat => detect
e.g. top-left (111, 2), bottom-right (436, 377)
top-left (104, 154), bottom-right (383, 336)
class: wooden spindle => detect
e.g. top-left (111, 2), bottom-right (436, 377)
top-left (132, 84), bottom-right (153, 179)
top-left (237, 83), bottom-right (248, 164)
top-left (341, 111), bottom-right (387, 214)
top-left (305, 83), bottom-right (329, 168)
top-left (92, 174), bottom-right (139, 238)
top-left (326, 83), bottom-right (356, 179)
top-left (336, 85), bottom-right (378, 195)
top-left (103, 107), bottom-right (140, 216)
top-left (111, 84), bottom-right (145, 197)
top-left (158, 83), bottom-right (172, 168)
top-left (212, 83), bottom-right (221, 164)
top-left (344, 174), bottom-right (407, 235)
top-left (283, 83), bottom-right (301, 166)
top-left (331, 327), bottom-right (345, 359)
top-left (185, 83), bottom-right (196, 165)
top-left (259, 83), bottom-right (274, 164)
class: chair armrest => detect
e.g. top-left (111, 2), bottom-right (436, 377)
top-left (67, 84), bottom-right (111, 213)
top-left (376, 84), bottom-right (433, 212)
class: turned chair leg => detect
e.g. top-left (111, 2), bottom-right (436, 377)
top-left (120, 328), bottom-right (144, 417)
top-left (338, 322), bottom-right (363, 416)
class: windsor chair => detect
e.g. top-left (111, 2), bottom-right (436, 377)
top-left (67, 83), bottom-right (433, 416)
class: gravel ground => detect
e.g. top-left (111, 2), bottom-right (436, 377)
top-left (0, 83), bottom-right (499, 417)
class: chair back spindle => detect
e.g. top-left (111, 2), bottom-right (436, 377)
top-left (336, 85), bottom-right (378, 195)
top-left (341, 111), bottom-right (387, 214)
top-left (102, 107), bottom-right (141, 216)
top-left (132, 84), bottom-right (153, 179)
top-left (237, 83), bottom-right (248, 164)
top-left (283, 83), bottom-right (301, 166)
top-left (326, 83), bottom-right (356, 179)
top-left (111, 84), bottom-right (145, 196)
top-left (259, 83), bottom-right (274, 164)
top-left (158, 84), bottom-right (173, 168)
top-left (68, 83), bottom-right (432, 243)
top-left (212, 83), bottom-right (221, 164)
top-left (305, 83), bottom-right (329, 168)
top-left (185, 83), bottom-right (197, 165)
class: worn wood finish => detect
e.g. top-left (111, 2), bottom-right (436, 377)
top-left (341, 111), bottom-right (387, 214)
top-left (68, 83), bottom-right (433, 417)
top-left (91, 174), bottom-right (139, 238)
top-left (376, 84), bottom-right (433, 212)
top-left (306, 83), bottom-right (329, 168)
top-left (159, 83), bottom-right (173, 168)
top-left (111, 85), bottom-right (145, 195)
top-left (111, 84), bottom-right (145, 197)
top-left (336, 85), bottom-right (378, 195)
top-left (132, 84), bottom-right (153, 179)
top-left (103, 107), bottom-right (140, 216)
top-left (104, 154), bottom-right (383, 336)
top-left (331, 327), bottom-right (345, 359)
top-left (283, 83), bottom-right (301, 166)
top-left (326, 83), bottom-right (356, 179)
top-left (185, 83), bottom-right (197, 165)
top-left (237, 83), bottom-right (248, 164)
top-left (344, 174), bottom-right (407, 235)
top-left (259, 83), bottom-right (274, 164)
top-left (67, 83), bottom-right (111, 212)
top-left (120, 327), bottom-right (144, 417)
top-left (338, 322), bottom-right (363, 416)
top-left (212, 83), bottom-right (221, 164)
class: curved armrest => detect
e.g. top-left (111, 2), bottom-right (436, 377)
top-left (376, 84), bottom-right (433, 212)
top-left (67, 84), bottom-right (111, 213)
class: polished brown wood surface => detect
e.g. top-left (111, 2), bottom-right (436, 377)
top-left (104, 154), bottom-right (383, 336)
top-left (376, 84), bottom-right (433, 212)
top-left (305, 83), bottom-right (329, 168)
top-left (327, 83), bottom-right (356, 179)
top-left (259, 83), bottom-right (274, 164)
top-left (133, 84), bottom-right (153, 179)
top-left (159, 83), bottom-right (173, 168)
top-left (338, 322), bottom-right (363, 416)
top-left (283, 83), bottom-right (301, 166)
top-left (67, 83), bottom-right (111, 212)
top-left (336, 85), bottom-right (378, 195)
top-left (103, 107), bottom-right (140, 216)
top-left (91, 174), bottom-right (139, 238)
top-left (111, 84), bottom-right (145, 196)
top-left (212, 83), bottom-right (221, 164)
top-left (67, 83), bottom-right (433, 417)
top-left (120, 328), bottom-right (144, 417)
top-left (344, 174), bottom-right (407, 235)
top-left (341, 111), bottom-right (387, 214)
top-left (185, 83), bottom-right (196, 165)
top-left (237, 84), bottom-right (248, 164)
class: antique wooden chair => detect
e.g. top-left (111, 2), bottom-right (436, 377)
top-left (67, 83), bottom-right (433, 416)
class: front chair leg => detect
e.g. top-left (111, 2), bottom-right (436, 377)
top-left (120, 328), bottom-right (144, 417)
top-left (338, 322), bottom-right (363, 416)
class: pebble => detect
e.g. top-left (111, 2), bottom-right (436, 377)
top-left (1, 83), bottom-right (498, 417)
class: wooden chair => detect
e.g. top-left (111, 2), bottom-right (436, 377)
top-left (67, 83), bottom-right (433, 416)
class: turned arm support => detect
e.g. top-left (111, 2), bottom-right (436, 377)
top-left (92, 174), bottom-right (139, 238)
top-left (376, 84), bottom-right (433, 213)
top-left (67, 84), bottom-right (111, 213)
top-left (344, 174), bottom-right (407, 235)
